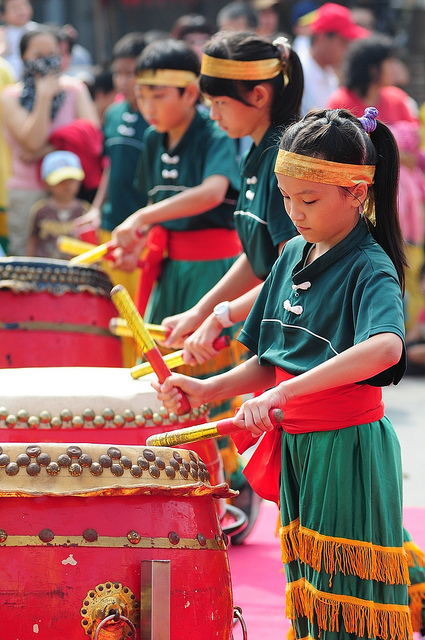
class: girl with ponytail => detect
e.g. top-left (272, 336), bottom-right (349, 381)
top-left (155, 107), bottom-right (411, 638)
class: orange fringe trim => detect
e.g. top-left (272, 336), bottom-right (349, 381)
top-left (280, 519), bottom-right (409, 585)
top-left (404, 540), bottom-right (425, 568)
top-left (408, 581), bottom-right (425, 632)
top-left (287, 627), bottom-right (296, 640)
top-left (286, 577), bottom-right (413, 640)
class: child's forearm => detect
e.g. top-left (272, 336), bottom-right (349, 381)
top-left (280, 333), bottom-right (403, 403)
top-left (203, 355), bottom-right (276, 404)
top-left (133, 175), bottom-right (230, 226)
top-left (192, 254), bottom-right (262, 319)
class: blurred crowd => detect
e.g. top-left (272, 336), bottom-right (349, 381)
top-left (0, 0), bottom-right (424, 376)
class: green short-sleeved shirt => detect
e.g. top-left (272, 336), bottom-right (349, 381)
top-left (234, 127), bottom-right (298, 280)
top-left (135, 109), bottom-right (240, 231)
top-left (101, 101), bottom-right (149, 231)
top-left (239, 219), bottom-right (406, 386)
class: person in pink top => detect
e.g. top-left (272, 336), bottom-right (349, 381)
top-left (1, 24), bottom-right (99, 255)
top-left (327, 33), bottom-right (423, 330)
top-left (327, 32), bottom-right (418, 125)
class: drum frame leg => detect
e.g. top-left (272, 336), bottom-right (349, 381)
top-left (140, 560), bottom-right (171, 640)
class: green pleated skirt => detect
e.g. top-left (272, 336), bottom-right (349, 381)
top-left (279, 417), bottom-right (412, 640)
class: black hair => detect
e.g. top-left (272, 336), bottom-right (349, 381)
top-left (87, 66), bottom-right (114, 99)
top-left (57, 25), bottom-right (76, 54)
top-left (342, 33), bottom-right (399, 98)
top-left (143, 30), bottom-right (170, 46)
top-left (135, 38), bottom-right (200, 94)
top-left (171, 13), bottom-right (214, 40)
top-left (20, 24), bottom-right (60, 58)
top-left (217, 1), bottom-right (259, 30)
top-left (278, 108), bottom-right (407, 292)
top-left (199, 31), bottom-right (303, 129)
top-left (112, 32), bottom-right (146, 61)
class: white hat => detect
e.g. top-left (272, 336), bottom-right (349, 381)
top-left (41, 150), bottom-right (85, 186)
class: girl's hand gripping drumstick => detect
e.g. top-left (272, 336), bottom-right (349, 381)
top-left (110, 284), bottom-right (192, 415)
top-left (129, 336), bottom-right (230, 379)
top-left (146, 408), bottom-right (284, 446)
top-left (108, 318), bottom-right (231, 378)
top-left (69, 229), bottom-right (145, 265)
top-left (58, 236), bottom-right (126, 266)
top-left (109, 317), bottom-right (230, 349)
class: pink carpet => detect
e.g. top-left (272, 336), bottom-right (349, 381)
top-left (228, 502), bottom-right (425, 640)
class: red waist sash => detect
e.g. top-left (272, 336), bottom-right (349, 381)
top-left (135, 226), bottom-right (242, 315)
top-left (274, 368), bottom-right (384, 434)
top-left (168, 228), bottom-right (242, 261)
top-left (231, 368), bottom-right (385, 504)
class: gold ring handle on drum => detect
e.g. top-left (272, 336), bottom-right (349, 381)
top-left (233, 606), bottom-right (248, 640)
top-left (93, 611), bottom-right (137, 640)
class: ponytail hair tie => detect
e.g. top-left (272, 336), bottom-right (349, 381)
top-left (358, 106), bottom-right (378, 133)
top-left (272, 36), bottom-right (291, 87)
top-left (273, 36), bottom-right (291, 61)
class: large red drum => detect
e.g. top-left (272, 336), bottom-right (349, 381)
top-left (0, 257), bottom-right (122, 367)
top-left (0, 441), bottom-right (235, 640)
top-left (0, 367), bottom-right (225, 513)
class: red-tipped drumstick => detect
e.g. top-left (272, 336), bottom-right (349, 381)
top-left (145, 408), bottom-right (284, 447)
top-left (110, 284), bottom-right (192, 415)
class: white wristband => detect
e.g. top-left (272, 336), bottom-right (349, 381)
top-left (213, 301), bottom-right (234, 328)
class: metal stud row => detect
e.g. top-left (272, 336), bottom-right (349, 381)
top-left (0, 444), bottom-right (211, 482)
top-left (0, 404), bottom-right (209, 430)
top-left (0, 261), bottom-right (112, 297)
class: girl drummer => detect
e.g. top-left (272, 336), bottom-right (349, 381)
top-left (155, 107), bottom-right (412, 640)
top-left (161, 31), bottom-right (303, 362)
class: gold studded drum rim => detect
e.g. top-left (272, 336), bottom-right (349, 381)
top-left (0, 442), bottom-right (235, 499)
top-left (0, 402), bottom-right (209, 430)
top-left (0, 257), bottom-right (113, 297)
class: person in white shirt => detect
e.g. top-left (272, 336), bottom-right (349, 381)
top-left (298, 2), bottom-right (368, 115)
top-left (0, 0), bottom-right (38, 79)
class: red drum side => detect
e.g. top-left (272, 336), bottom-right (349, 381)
top-left (0, 258), bottom-right (122, 367)
top-left (0, 442), bottom-right (234, 640)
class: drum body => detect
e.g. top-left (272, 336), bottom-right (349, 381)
top-left (0, 442), bottom-right (234, 640)
top-left (0, 257), bottom-right (122, 367)
top-left (0, 367), bottom-right (225, 512)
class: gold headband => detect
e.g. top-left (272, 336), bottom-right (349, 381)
top-left (200, 53), bottom-right (285, 81)
top-left (274, 150), bottom-right (375, 187)
top-left (136, 69), bottom-right (198, 88)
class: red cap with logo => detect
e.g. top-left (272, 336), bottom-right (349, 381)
top-left (310, 3), bottom-right (370, 40)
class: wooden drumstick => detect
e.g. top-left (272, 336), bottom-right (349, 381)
top-left (69, 229), bottom-right (145, 265)
top-left (109, 317), bottom-right (230, 378)
top-left (109, 317), bottom-right (230, 350)
top-left (58, 236), bottom-right (123, 265)
top-left (57, 235), bottom-right (98, 256)
top-left (130, 335), bottom-right (230, 380)
top-left (110, 284), bottom-right (192, 415)
top-left (131, 350), bottom-right (187, 379)
top-left (69, 240), bottom-right (114, 264)
top-left (146, 408), bottom-right (285, 446)
top-left (110, 317), bottom-right (168, 341)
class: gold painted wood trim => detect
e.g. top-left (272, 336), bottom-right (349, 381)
top-left (0, 534), bottom-right (225, 550)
